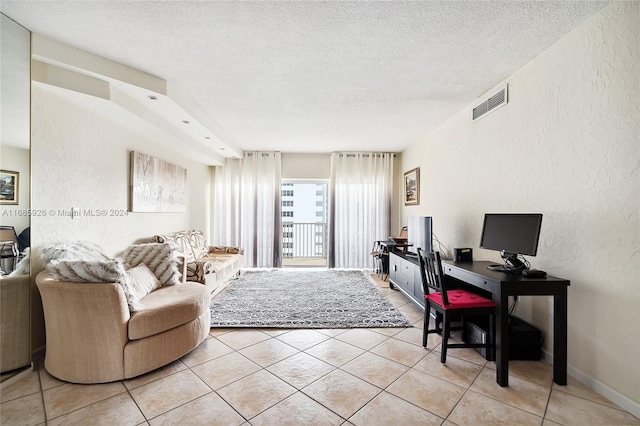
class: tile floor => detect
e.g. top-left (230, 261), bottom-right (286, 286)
top-left (1, 274), bottom-right (638, 425)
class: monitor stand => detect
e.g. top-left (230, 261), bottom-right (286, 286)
top-left (486, 252), bottom-right (526, 274)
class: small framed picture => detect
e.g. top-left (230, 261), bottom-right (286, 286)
top-left (403, 168), bottom-right (419, 206)
top-left (0, 170), bottom-right (19, 205)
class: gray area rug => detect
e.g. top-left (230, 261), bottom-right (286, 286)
top-left (210, 270), bottom-right (412, 328)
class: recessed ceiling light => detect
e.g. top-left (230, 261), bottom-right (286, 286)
top-left (204, 136), bottom-right (211, 140)
top-left (182, 120), bottom-right (190, 124)
top-left (220, 148), bottom-right (226, 151)
top-left (147, 95), bottom-right (158, 100)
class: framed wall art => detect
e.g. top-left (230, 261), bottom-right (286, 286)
top-left (0, 170), bottom-right (19, 205)
top-left (130, 151), bottom-right (187, 212)
top-left (403, 167), bottom-right (419, 206)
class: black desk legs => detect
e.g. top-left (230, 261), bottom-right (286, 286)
top-left (496, 289), bottom-right (510, 387)
top-left (553, 288), bottom-right (569, 385)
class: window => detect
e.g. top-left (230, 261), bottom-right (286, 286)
top-left (282, 200), bottom-right (294, 207)
top-left (282, 190), bottom-right (294, 197)
top-left (282, 211), bottom-right (293, 217)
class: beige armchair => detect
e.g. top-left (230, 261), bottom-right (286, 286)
top-left (153, 230), bottom-right (243, 293)
top-left (36, 271), bottom-right (211, 383)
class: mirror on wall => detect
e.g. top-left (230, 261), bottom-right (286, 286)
top-left (0, 12), bottom-right (32, 381)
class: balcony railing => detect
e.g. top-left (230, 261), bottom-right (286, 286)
top-left (282, 222), bottom-right (327, 266)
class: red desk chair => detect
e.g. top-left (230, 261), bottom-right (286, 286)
top-left (418, 249), bottom-right (496, 363)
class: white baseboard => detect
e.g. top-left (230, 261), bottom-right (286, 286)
top-left (542, 349), bottom-right (640, 418)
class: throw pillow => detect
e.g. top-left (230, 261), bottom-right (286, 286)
top-left (125, 263), bottom-right (161, 302)
top-left (46, 259), bottom-right (142, 312)
top-left (124, 242), bottom-right (181, 286)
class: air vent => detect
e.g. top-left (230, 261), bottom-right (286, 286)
top-left (473, 85), bottom-right (508, 121)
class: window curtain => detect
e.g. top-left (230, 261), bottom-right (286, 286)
top-left (213, 152), bottom-right (282, 268)
top-left (328, 152), bottom-right (393, 269)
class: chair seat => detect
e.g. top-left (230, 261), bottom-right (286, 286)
top-left (426, 289), bottom-right (496, 309)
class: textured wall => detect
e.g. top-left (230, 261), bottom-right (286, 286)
top-left (30, 87), bottom-right (212, 258)
top-left (399, 1), bottom-right (639, 407)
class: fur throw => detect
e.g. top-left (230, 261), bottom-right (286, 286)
top-left (41, 241), bottom-right (109, 265)
top-left (46, 258), bottom-right (143, 311)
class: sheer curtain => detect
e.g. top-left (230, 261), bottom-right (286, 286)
top-left (213, 152), bottom-right (282, 268)
top-left (328, 153), bottom-right (393, 269)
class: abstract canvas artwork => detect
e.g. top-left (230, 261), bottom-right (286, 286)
top-left (130, 151), bottom-right (187, 212)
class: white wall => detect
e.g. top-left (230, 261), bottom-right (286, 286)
top-left (0, 145), bottom-right (30, 234)
top-left (30, 86), bottom-right (212, 258)
top-left (399, 1), bottom-right (639, 412)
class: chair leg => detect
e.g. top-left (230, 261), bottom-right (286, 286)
top-left (422, 303), bottom-right (430, 347)
top-left (441, 311), bottom-right (450, 363)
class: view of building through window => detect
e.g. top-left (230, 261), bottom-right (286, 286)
top-left (281, 181), bottom-right (328, 266)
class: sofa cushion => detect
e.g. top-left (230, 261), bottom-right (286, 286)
top-left (125, 264), bottom-right (161, 302)
top-left (124, 243), bottom-right (181, 286)
top-left (202, 254), bottom-right (242, 280)
top-left (128, 283), bottom-right (210, 340)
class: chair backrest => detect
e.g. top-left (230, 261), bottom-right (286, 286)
top-left (418, 248), bottom-right (450, 305)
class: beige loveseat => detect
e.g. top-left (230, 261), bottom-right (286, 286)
top-left (153, 230), bottom-right (243, 295)
top-left (36, 271), bottom-right (211, 383)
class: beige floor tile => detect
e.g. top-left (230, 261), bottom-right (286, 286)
top-left (180, 336), bottom-right (235, 367)
top-left (48, 392), bottom-right (145, 426)
top-left (215, 329), bottom-right (271, 350)
top-left (335, 328), bottom-right (389, 350)
top-left (315, 329), bottom-right (348, 337)
top-left (441, 345), bottom-right (489, 366)
top-left (250, 392), bottom-right (344, 426)
top-left (545, 389), bottom-right (639, 425)
top-left (304, 338), bottom-right (365, 367)
top-left (302, 369), bottom-right (381, 419)
top-left (386, 293), bottom-right (411, 308)
top-left (469, 367), bottom-right (550, 417)
top-left (266, 352), bottom-right (335, 389)
top-left (341, 352), bottom-right (409, 389)
top-left (259, 328), bottom-right (290, 337)
top-left (0, 392), bottom-right (45, 426)
top-left (386, 369), bottom-right (465, 418)
top-left (123, 360), bottom-right (186, 390)
top-left (413, 351), bottom-right (483, 388)
top-left (275, 329), bottom-right (330, 350)
top-left (38, 367), bottom-right (65, 391)
top-left (208, 327), bottom-right (234, 337)
top-left (217, 369), bottom-right (296, 419)
top-left (370, 326), bottom-right (404, 337)
top-left (129, 369), bottom-right (211, 419)
top-left (0, 370), bottom-right (40, 403)
top-left (552, 375), bottom-right (620, 409)
top-left (412, 318), bottom-right (425, 329)
top-left (191, 351), bottom-right (261, 390)
top-left (508, 360), bottom-right (553, 386)
top-left (397, 306), bottom-right (424, 324)
top-left (148, 391), bottom-right (245, 426)
top-left (448, 390), bottom-right (543, 426)
top-left (392, 326), bottom-right (426, 346)
top-left (369, 337), bottom-right (427, 367)
top-left (349, 391), bottom-right (443, 426)
top-left (238, 338), bottom-right (299, 367)
top-left (43, 381), bottom-right (126, 419)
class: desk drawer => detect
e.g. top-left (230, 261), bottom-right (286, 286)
top-left (443, 265), bottom-right (497, 293)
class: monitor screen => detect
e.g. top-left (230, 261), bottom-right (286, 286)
top-left (479, 213), bottom-right (543, 257)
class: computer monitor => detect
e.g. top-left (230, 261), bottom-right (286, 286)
top-left (480, 213), bottom-right (543, 272)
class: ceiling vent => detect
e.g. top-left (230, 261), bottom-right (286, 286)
top-left (473, 84), bottom-right (508, 121)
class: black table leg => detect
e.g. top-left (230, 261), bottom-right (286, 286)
top-left (496, 289), bottom-right (509, 387)
top-left (553, 288), bottom-right (568, 385)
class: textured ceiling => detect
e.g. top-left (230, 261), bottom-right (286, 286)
top-left (1, 1), bottom-right (608, 155)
